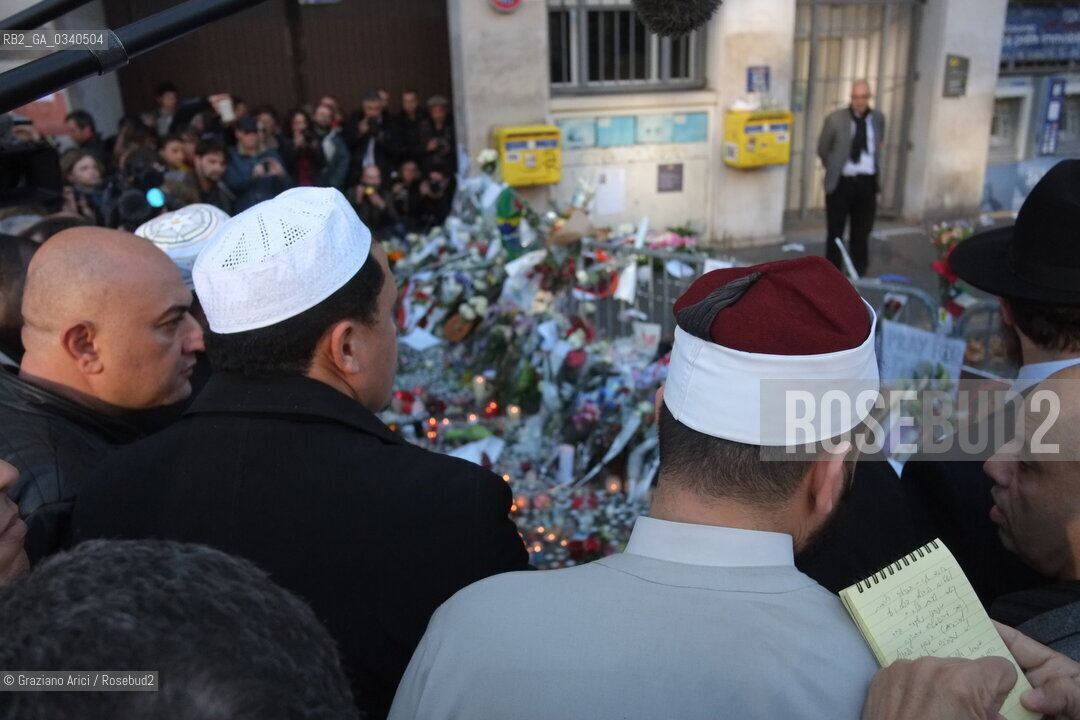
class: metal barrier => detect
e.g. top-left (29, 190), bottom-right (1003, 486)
top-left (578, 244), bottom-right (946, 342)
top-left (850, 278), bottom-right (940, 332)
top-left (576, 242), bottom-right (708, 339)
top-left (571, 242), bottom-right (1023, 383)
top-left (954, 299), bottom-right (1019, 378)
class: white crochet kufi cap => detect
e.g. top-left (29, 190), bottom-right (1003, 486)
top-left (135, 203), bottom-right (231, 290)
top-left (193, 187), bottom-right (371, 333)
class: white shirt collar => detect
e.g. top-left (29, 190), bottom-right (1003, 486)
top-left (623, 516), bottom-right (794, 568)
top-left (1012, 359), bottom-right (1080, 394)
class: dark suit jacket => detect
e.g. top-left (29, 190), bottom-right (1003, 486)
top-left (817, 107), bottom-right (885, 194)
top-left (801, 390), bottom-right (1048, 608)
top-left (72, 373), bottom-right (531, 720)
top-left (0, 367), bottom-right (142, 562)
top-left (797, 459), bottom-right (936, 593)
top-left (902, 457), bottom-right (1047, 608)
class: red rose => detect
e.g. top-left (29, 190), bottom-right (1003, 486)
top-left (932, 245), bottom-right (960, 284)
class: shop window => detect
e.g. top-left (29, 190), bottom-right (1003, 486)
top-left (989, 96), bottom-right (1024, 163)
top-left (1057, 94), bottom-right (1080, 155)
top-left (549, 0), bottom-right (705, 94)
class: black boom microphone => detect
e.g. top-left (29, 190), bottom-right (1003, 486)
top-left (631, 0), bottom-right (722, 37)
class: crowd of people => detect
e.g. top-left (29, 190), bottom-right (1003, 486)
top-left (0, 83), bottom-right (458, 241)
top-left (1, 87), bottom-right (1080, 718)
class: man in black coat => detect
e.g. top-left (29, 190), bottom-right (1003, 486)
top-left (4, 227), bottom-right (204, 562)
top-left (72, 186), bottom-right (530, 720)
top-left (904, 159), bottom-right (1080, 610)
top-left (802, 160), bottom-right (1080, 610)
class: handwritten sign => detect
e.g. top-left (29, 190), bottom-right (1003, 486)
top-left (879, 320), bottom-right (966, 384)
top-left (841, 542), bottom-right (1038, 720)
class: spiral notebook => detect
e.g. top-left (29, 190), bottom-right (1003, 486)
top-left (839, 539), bottom-right (1038, 720)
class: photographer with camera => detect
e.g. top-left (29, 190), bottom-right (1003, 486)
top-left (97, 147), bottom-right (167, 230)
top-left (346, 91), bottom-right (394, 184)
top-left (419, 163), bottom-right (455, 228)
top-left (280, 109), bottom-right (326, 188)
top-left (223, 115), bottom-right (290, 213)
top-left (0, 115), bottom-right (64, 215)
top-left (391, 159), bottom-right (424, 233)
top-left (350, 165), bottom-right (398, 238)
top-left (418, 95), bottom-right (456, 174)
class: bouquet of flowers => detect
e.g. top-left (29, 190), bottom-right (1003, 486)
top-left (929, 221), bottom-right (974, 317)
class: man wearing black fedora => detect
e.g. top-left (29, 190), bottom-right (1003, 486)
top-left (903, 159), bottom-right (1080, 612)
top-left (798, 160), bottom-right (1080, 605)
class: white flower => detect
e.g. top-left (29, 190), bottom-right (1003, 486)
top-left (575, 270), bottom-right (589, 284)
top-left (458, 304), bottom-right (477, 321)
top-left (567, 328), bottom-right (587, 349)
top-left (468, 296), bottom-right (489, 313)
top-left (477, 149), bottom-right (499, 165)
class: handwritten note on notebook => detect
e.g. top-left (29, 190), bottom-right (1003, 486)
top-left (839, 539), bottom-right (1038, 720)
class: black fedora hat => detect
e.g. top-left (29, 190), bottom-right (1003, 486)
top-left (949, 159), bottom-right (1080, 306)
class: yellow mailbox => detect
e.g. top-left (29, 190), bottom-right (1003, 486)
top-left (494, 125), bottom-right (561, 186)
top-left (722, 110), bottom-right (793, 168)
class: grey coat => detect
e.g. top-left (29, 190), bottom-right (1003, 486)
top-left (391, 552), bottom-right (877, 720)
top-left (817, 107), bottom-right (886, 194)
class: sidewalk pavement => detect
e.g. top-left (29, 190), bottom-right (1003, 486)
top-left (720, 220), bottom-right (942, 295)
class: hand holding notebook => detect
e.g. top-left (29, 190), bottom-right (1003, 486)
top-left (840, 539), bottom-right (1039, 720)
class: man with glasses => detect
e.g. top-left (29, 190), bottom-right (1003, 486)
top-left (817, 80), bottom-right (885, 277)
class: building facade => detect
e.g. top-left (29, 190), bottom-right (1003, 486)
top-left (985, 2), bottom-right (1080, 213)
top-left (2, 0), bottom-right (1025, 244)
top-left (449, 0), bottom-right (1009, 246)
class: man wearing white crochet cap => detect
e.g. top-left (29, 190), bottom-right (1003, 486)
top-left (391, 256), bottom-right (880, 720)
top-left (72, 187), bottom-right (530, 720)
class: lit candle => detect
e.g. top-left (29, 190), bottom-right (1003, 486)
top-left (472, 376), bottom-right (486, 404)
top-left (506, 405), bottom-right (522, 428)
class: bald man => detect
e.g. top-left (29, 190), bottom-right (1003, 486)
top-left (818, 80), bottom-right (885, 276)
top-left (0, 227), bottom-right (203, 561)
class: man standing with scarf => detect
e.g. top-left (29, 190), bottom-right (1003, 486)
top-left (817, 80), bottom-right (885, 277)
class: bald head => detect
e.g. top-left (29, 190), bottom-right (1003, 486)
top-left (20, 227), bottom-right (204, 411)
top-left (23, 228), bottom-right (178, 333)
top-left (850, 80), bottom-right (872, 116)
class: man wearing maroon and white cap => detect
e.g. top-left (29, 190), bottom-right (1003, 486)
top-left (391, 256), bottom-right (881, 720)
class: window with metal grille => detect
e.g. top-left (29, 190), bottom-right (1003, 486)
top-left (549, 0), bottom-right (706, 94)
